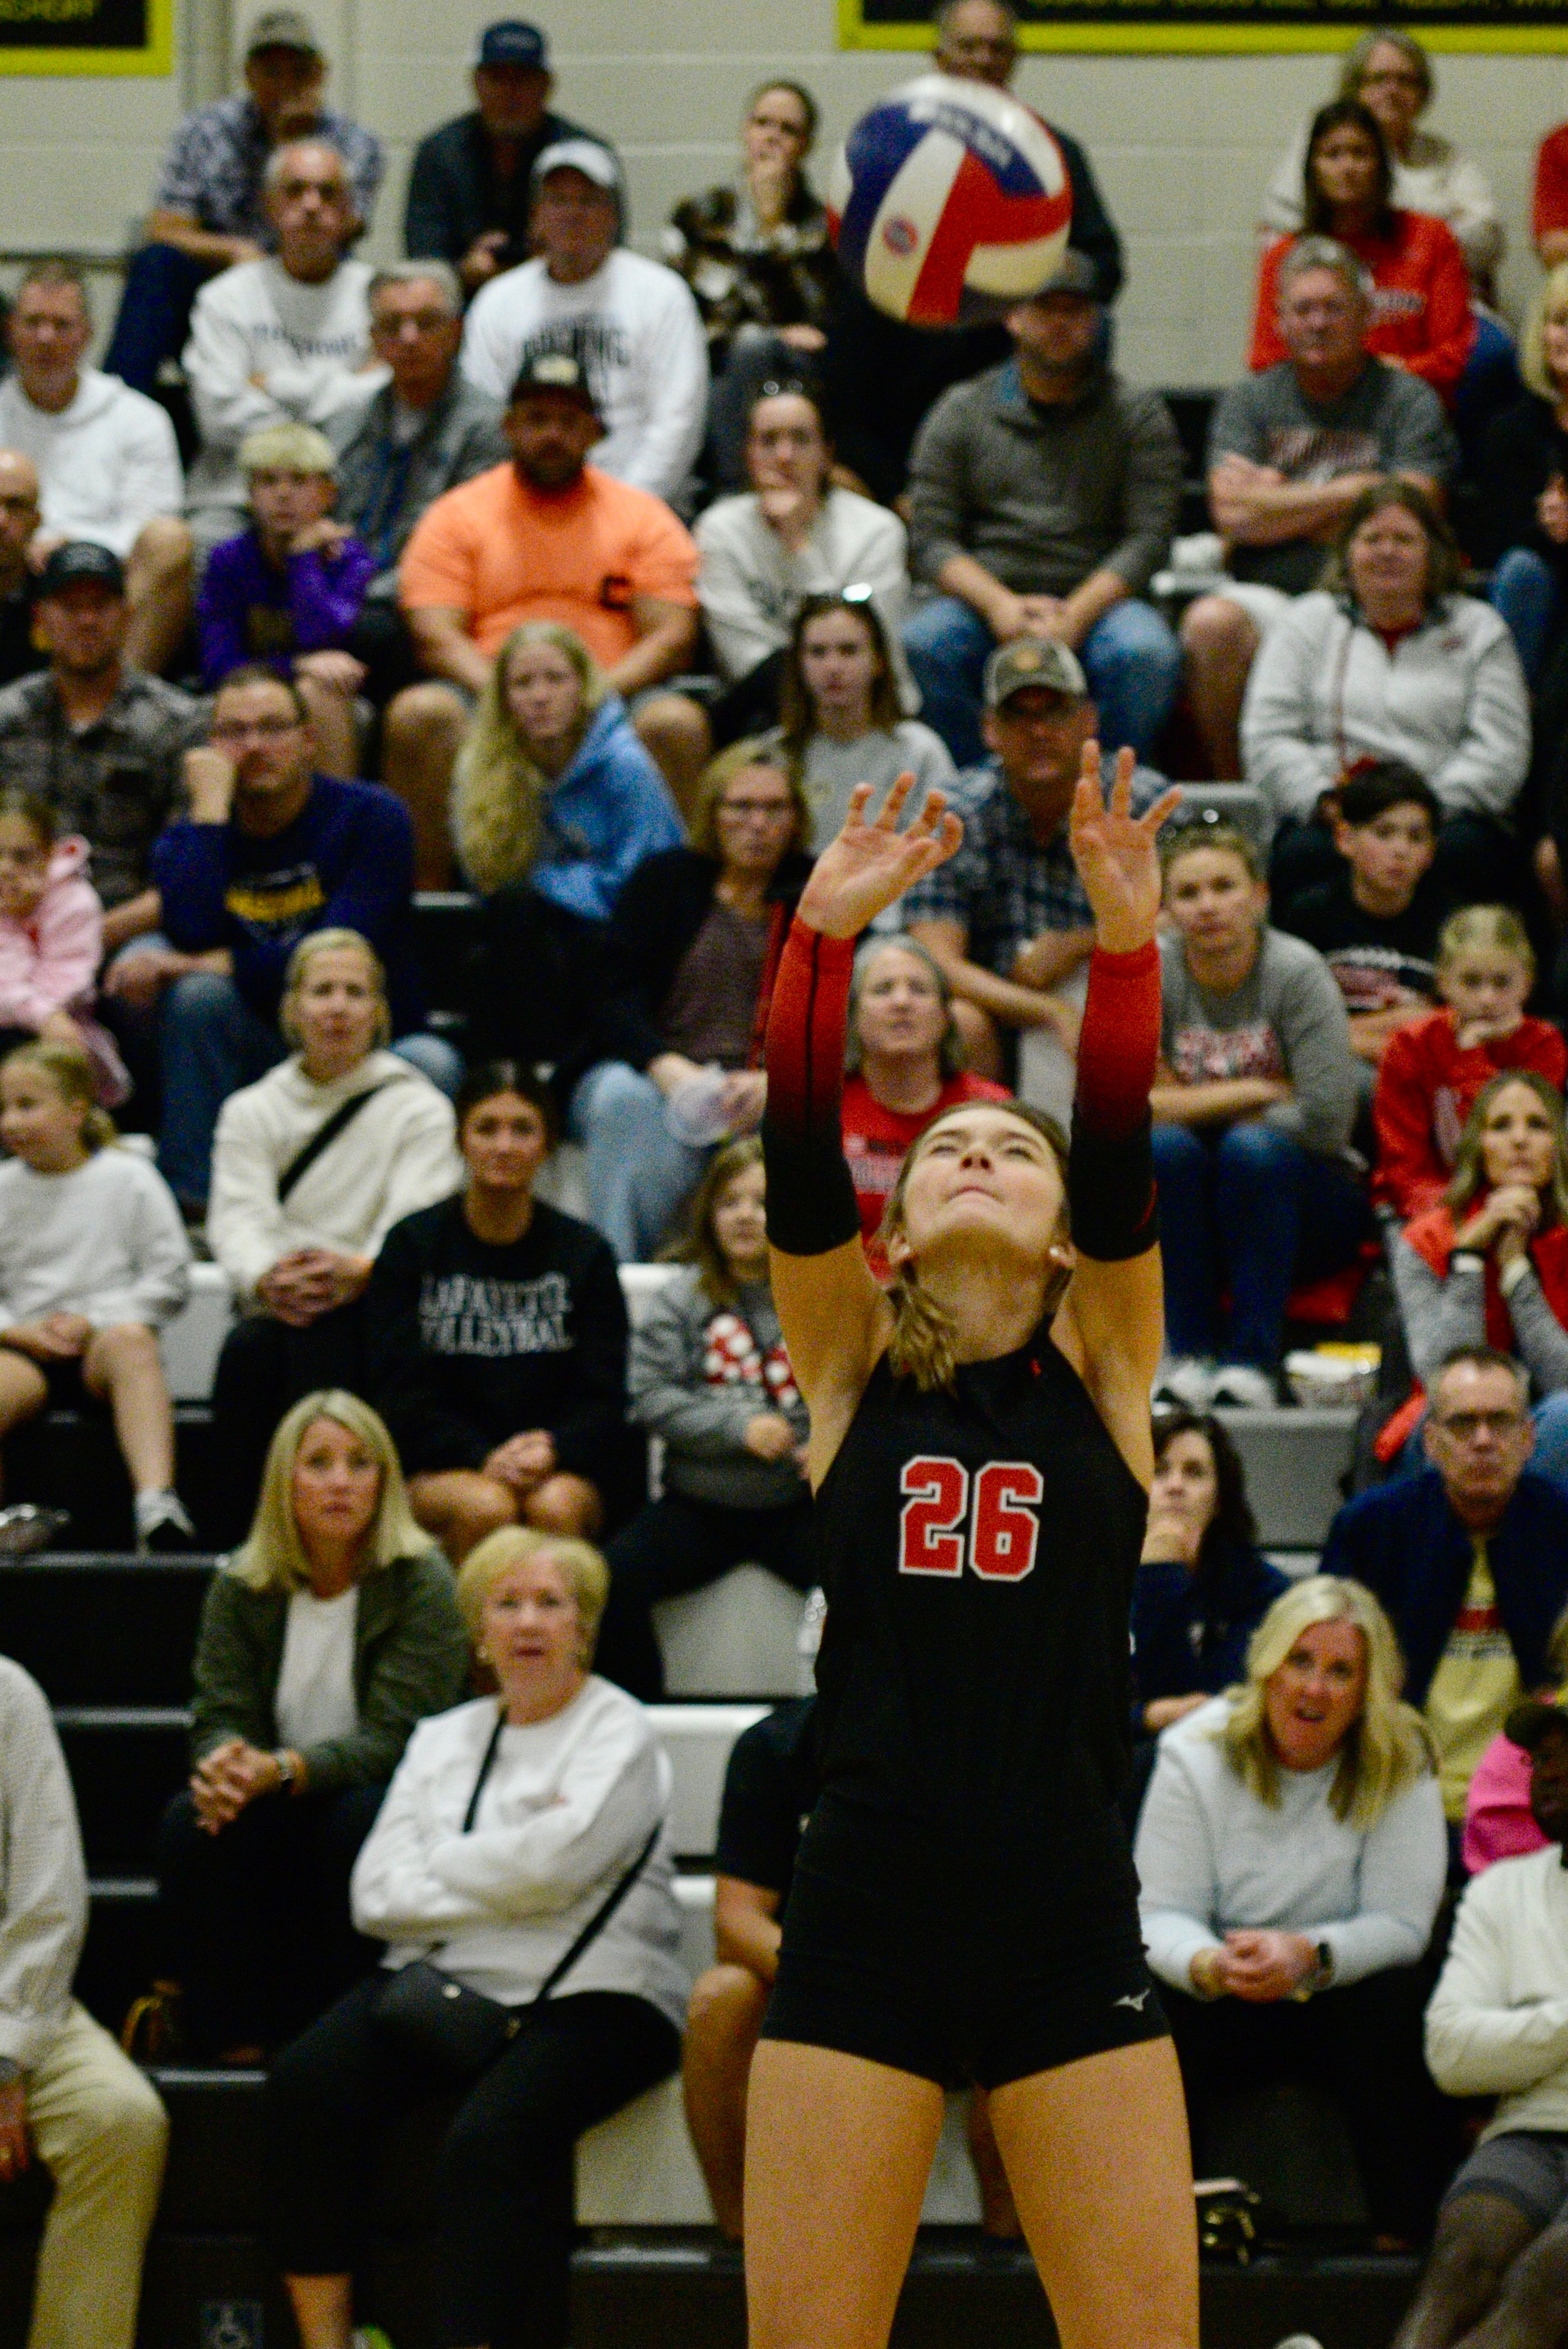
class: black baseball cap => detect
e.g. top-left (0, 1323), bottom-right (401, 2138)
top-left (508, 350), bottom-right (599, 412)
top-left (475, 19), bottom-right (547, 68)
top-left (36, 542), bottom-right (125, 599)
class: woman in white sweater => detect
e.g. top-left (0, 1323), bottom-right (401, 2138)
top-left (1136, 1574), bottom-right (1449, 2243)
top-left (266, 1525), bottom-right (686, 2349)
top-left (1242, 479), bottom-right (1530, 927)
top-left (0, 1038), bottom-right (192, 1549)
top-left (207, 928), bottom-right (461, 1543)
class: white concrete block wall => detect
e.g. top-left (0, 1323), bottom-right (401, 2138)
top-left (7, 0), bottom-right (1568, 386)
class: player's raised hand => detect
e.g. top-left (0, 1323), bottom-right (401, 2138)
top-left (1067, 741), bottom-right (1182, 956)
top-left (795, 773), bottom-right (963, 940)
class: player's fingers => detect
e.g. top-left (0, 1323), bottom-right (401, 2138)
top-left (1078, 734), bottom-right (1104, 801)
top-left (844, 782), bottom-right (875, 830)
top-left (1140, 786), bottom-right (1185, 835)
top-left (876, 770), bottom-right (917, 829)
top-left (1110, 745), bottom-right (1136, 815)
top-left (906, 785), bottom-right (949, 838)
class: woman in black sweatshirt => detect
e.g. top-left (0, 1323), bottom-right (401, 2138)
top-left (364, 1062), bottom-right (628, 1561)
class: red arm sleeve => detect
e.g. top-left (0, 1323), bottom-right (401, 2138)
top-left (761, 917), bottom-right (862, 1258)
top-left (1069, 941), bottom-right (1161, 1260)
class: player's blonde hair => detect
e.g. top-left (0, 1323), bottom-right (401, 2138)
top-left (878, 1102), bottom-right (1070, 1392)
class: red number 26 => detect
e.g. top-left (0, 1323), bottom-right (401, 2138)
top-left (898, 1457), bottom-right (1043, 1581)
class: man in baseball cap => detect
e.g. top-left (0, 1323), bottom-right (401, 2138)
top-left (901, 635), bottom-right (1170, 1118)
top-left (104, 2), bottom-right (381, 394)
top-left (404, 20), bottom-right (617, 296)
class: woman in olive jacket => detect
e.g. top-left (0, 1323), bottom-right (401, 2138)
top-left (156, 1389), bottom-right (470, 2060)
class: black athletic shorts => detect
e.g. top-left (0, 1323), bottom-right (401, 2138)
top-left (0, 1350), bottom-right (94, 1413)
top-left (761, 1803), bottom-right (1169, 2092)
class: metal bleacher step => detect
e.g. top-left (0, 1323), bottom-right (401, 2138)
top-left (0, 1553), bottom-right (216, 1705)
top-left (1216, 1407), bottom-right (1356, 1550)
top-left (56, 1703), bottom-right (188, 1876)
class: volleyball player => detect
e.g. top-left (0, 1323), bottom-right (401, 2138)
top-left (745, 751), bottom-right (1197, 2349)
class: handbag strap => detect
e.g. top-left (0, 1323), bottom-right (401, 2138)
top-left (530, 1821), bottom-right (661, 2007)
top-left (276, 1083), bottom-right (390, 1204)
top-left (462, 1705), bottom-right (508, 1833)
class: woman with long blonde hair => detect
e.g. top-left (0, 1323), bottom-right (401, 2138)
top-left (1136, 1573), bottom-right (1448, 2243)
top-left (747, 749), bottom-right (1196, 2349)
top-left (454, 620), bottom-right (684, 1062)
top-left (156, 1389), bottom-right (469, 2062)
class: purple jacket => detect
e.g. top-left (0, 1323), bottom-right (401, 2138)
top-left (197, 528), bottom-right (377, 688)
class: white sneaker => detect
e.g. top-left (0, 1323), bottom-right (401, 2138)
top-left (1152, 1356), bottom-right (1214, 1410)
top-left (1210, 1364), bottom-right (1279, 1410)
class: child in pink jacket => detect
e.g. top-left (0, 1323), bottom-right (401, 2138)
top-left (0, 792), bottom-right (129, 1104)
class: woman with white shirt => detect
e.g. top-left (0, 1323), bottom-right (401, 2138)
top-left (156, 1391), bottom-right (469, 2063)
top-left (1242, 478), bottom-right (1530, 927)
top-left (266, 1524), bottom-right (686, 2349)
top-left (207, 928), bottom-right (462, 1543)
top-left (695, 383), bottom-right (912, 745)
top-left (1136, 1573), bottom-right (1449, 2244)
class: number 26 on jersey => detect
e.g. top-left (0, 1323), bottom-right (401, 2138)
top-left (898, 1456), bottom-right (1043, 1581)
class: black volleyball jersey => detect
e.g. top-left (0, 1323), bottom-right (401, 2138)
top-left (811, 1319), bottom-right (1147, 1906)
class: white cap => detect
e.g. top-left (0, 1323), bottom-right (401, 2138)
top-left (532, 138), bottom-right (620, 191)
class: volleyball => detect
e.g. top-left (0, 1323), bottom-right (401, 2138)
top-left (827, 75), bottom-right (1073, 329)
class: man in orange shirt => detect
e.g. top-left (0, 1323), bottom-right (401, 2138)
top-left (387, 349), bottom-right (705, 879)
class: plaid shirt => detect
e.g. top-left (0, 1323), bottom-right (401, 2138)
top-left (154, 95), bottom-right (383, 242)
top-left (0, 668), bottom-right (206, 909)
top-left (902, 756), bottom-right (1166, 977)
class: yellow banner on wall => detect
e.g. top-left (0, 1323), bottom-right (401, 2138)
top-left (0, 0), bottom-right (170, 73)
top-left (840, 0), bottom-right (1568, 51)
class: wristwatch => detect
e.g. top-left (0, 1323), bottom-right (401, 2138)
top-left (272, 1750), bottom-right (298, 1793)
top-left (1292, 1941), bottom-right (1336, 2001)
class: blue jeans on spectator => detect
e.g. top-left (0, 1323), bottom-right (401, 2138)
top-left (1490, 545), bottom-right (1561, 686)
top-left (1152, 1119), bottom-right (1370, 1374)
top-left (103, 243), bottom-right (211, 395)
top-left (902, 594), bottom-right (1181, 769)
top-left (156, 967), bottom-right (461, 1207)
top-left (568, 1060), bottom-right (709, 1264)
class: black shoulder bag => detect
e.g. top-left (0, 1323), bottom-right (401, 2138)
top-left (276, 1083), bottom-right (391, 1205)
top-left (373, 1707), bottom-right (661, 2084)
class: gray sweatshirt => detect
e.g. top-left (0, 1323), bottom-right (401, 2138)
top-left (907, 358), bottom-right (1183, 601)
top-left (628, 1264), bottom-right (810, 1510)
top-left (1158, 926), bottom-right (1357, 1159)
top-left (1392, 1239), bottom-right (1568, 1396)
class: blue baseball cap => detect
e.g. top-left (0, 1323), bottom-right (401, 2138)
top-left (475, 20), bottom-right (548, 69)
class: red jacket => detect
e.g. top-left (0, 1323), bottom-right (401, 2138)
top-left (1250, 212), bottom-right (1476, 404)
top-left (1372, 1007), bottom-right (1568, 1220)
top-left (1535, 125), bottom-right (1568, 245)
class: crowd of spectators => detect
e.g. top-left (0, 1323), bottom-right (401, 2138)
top-left (13, 6), bottom-right (1568, 2343)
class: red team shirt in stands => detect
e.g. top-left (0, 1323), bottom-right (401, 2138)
top-left (841, 1071), bottom-right (1011, 1274)
top-left (1372, 1007), bottom-right (1568, 1221)
top-left (1250, 211), bottom-right (1476, 403)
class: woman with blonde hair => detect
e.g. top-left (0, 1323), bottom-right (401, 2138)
top-left (454, 620), bottom-right (684, 1066)
top-left (206, 927), bottom-right (462, 1541)
top-left (1136, 1574), bottom-right (1448, 2244)
top-left (156, 1390), bottom-right (469, 2061)
top-left (565, 739), bottom-right (813, 1262)
top-left (0, 1036), bottom-right (192, 1548)
top-left (267, 1523), bottom-right (685, 2349)
top-left (1389, 1070), bottom-right (1568, 1483)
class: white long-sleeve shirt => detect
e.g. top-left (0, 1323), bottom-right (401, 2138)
top-left (460, 249), bottom-right (708, 504)
top-left (1135, 1694), bottom-right (1448, 1993)
top-left (0, 1148), bottom-right (190, 1330)
top-left (350, 1682), bottom-right (689, 2030)
top-left (1241, 591), bottom-right (1530, 827)
top-left (207, 1050), bottom-right (462, 1303)
top-left (1260, 122), bottom-right (1504, 285)
top-left (0, 369), bottom-right (183, 559)
top-left (694, 485), bottom-right (913, 699)
top-left (183, 255), bottom-right (383, 515)
top-left (1427, 1844), bottom-right (1568, 2140)
top-left (0, 1659), bottom-right (87, 2069)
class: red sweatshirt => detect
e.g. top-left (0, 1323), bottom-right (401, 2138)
top-left (1372, 1007), bottom-right (1568, 1220)
top-left (841, 1070), bottom-right (1010, 1266)
top-left (1250, 211), bottom-right (1476, 405)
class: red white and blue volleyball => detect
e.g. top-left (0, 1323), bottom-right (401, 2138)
top-left (828, 76), bottom-right (1073, 329)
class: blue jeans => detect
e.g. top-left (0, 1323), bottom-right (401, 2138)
top-left (156, 968), bottom-right (460, 1206)
top-left (103, 242), bottom-right (210, 395)
top-left (1152, 1120), bottom-right (1369, 1373)
top-left (902, 594), bottom-right (1181, 769)
top-left (1490, 546), bottom-right (1561, 687)
top-left (568, 1060), bottom-right (709, 1264)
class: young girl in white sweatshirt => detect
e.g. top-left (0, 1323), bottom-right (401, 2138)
top-left (0, 1040), bottom-right (194, 1550)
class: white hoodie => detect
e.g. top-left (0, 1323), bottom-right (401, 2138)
top-left (0, 368), bottom-right (184, 558)
top-left (207, 1048), bottom-right (461, 1302)
top-left (460, 248), bottom-right (707, 504)
top-left (183, 255), bottom-right (385, 515)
